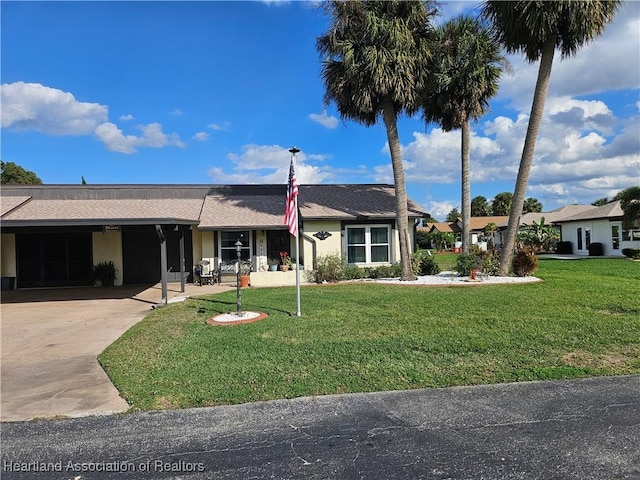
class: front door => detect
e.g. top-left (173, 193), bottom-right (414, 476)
top-left (576, 225), bottom-right (592, 254)
top-left (267, 230), bottom-right (289, 264)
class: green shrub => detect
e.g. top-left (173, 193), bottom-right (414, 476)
top-left (622, 248), bottom-right (640, 259)
top-left (93, 261), bottom-right (117, 286)
top-left (310, 252), bottom-right (344, 283)
top-left (416, 229), bottom-right (430, 249)
top-left (455, 253), bottom-right (478, 276)
top-left (369, 264), bottom-right (402, 279)
top-left (412, 252), bottom-right (441, 276)
top-left (479, 251), bottom-right (500, 276)
top-left (512, 247), bottom-right (538, 277)
top-left (342, 264), bottom-right (366, 280)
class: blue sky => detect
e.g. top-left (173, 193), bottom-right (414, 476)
top-left (2, 1), bottom-right (639, 220)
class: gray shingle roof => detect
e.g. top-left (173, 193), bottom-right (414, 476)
top-left (1, 198), bottom-right (204, 226)
top-left (199, 194), bottom-right (285, 229)
top-left (555, 201), bottom-right (623, 222)
top-left (1, 195), bottom-right (31, 217)
top-left (1, 184), bottom-right (428, 228)
top-left (299, 184), bottom-right (427, 220)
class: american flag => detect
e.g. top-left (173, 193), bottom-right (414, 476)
top-left (284, 156), bottom-right (299, 237)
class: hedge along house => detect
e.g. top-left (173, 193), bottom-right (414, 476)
top-left (1, 184), bottom-right (427, 291)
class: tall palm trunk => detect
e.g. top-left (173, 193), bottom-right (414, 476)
top-left (461, 118), bottom-right (471, 254)
top-left (499, 37), bottom-right (556, 275)
top-left (382, 99), bottom-right (416, 281)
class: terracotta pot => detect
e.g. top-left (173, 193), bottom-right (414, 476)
top-left (279, 265), bottom-right (290, 272)
top-left (240, 275), bottom-right (250, 287)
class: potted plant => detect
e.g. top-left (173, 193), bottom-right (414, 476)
top-left (279, 251), bottom-right (292, 271)
top-left (239, 260), bottom-right (251, 287)
top-left (268, 257), bottom-right (279, 271)
top-left (93, 261), bottom-right (117, 287)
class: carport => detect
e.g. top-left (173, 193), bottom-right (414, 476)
top-left (1, 185), bottom-right (210, 303)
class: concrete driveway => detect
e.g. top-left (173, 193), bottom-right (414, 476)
top-left (1, 283), bottom-right (230, 422)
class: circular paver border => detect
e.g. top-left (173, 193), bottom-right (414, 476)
top-left (206, 311), bottom-right (269, 326)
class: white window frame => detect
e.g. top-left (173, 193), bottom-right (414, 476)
top-left (345, 224), bottom-right (391, 264)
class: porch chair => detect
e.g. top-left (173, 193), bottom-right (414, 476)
top-left (198, 260), bottom-right (214, 285)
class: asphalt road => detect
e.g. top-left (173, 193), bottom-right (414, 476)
top-left (2, 375), bottom-right (639, 480)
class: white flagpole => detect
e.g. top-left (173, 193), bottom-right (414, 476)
top-left (294, 193), bottom-right (301, 317)
top-left (289, 146), bottom-right (302, 317)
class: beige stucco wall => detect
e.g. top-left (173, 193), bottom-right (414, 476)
top-left (195, 230), bottom-right (216, 275)
top-left (1, 233), bottom-right (17, 277)
top-left (92, 231), bottom-right (123, 286)
top-left (303, 220), bottom-right (343, 266)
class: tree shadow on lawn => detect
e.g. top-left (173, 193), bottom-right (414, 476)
top-left (187, 296), bottom-right (294, 317)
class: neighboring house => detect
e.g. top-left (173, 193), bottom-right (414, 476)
top-left (0, 184), bottom-right (426, 289)
top-left (421, 216), bottom-right (508, 250)
top-left (551, 200), bottom-right (640, 256)
top-left (418, 201), bottom-right (640, 257)
top-left (424, 222), bottom-right (459, 235)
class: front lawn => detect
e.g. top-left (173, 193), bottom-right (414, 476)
top-left (99, 258), bottom-right (640, 412)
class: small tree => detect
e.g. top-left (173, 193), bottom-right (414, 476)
top-left (615, 186), bottom-right (640, 230)
top-left (1, 161), bottom-right (42, 184)
top-left (517, 217), bottom-right (560, 252)
top-left (446, 208), bottom-right (461, 222)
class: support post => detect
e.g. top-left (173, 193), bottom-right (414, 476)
top-left (179, 226), bottom-right (185, 293)
top-left (156, 225), bottom-right (168, 305)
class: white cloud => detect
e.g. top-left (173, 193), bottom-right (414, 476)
top-left (119, 114), bottom-right (134, 121)
top-left (193, 132), bottom-right (209, 141)
top-left (1, 82), bottom-right (108, 135)
top-left (208, 144), bottom-right (334, 184)
top-left (94, 122), bottom-right (185, 154)
top-left (308, 111), bottom-right (339, 129)
top-left (400, 89), bottom-right (637, 210)
top-left (171, 109), bottom-right (183, 116)
top-left (424, 200), bottom-right (458, 221)
top-left (208, 122), bottom-right (230, 131)
top-left (496, 2), bottom-right (640, 110)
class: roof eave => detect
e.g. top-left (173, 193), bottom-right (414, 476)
top-left (0, 218), bottom-right (200, 228)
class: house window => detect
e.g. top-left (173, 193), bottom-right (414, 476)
top-left (220, 231), bottom-right (250, 262)
top-left (346, 225), bottom-right (390, 264)
top-left (611, 224), bottom-right (620, 250)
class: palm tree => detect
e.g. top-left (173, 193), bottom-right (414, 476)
top-left (481, 0), bottom-right (622, 275)
top-left (615, 186), bottom-right (640, 230)
top-left (422, 15), bottom-right (504, 254)
top-left (491, 191), bottom-right (513, 216)
top-left (318, 0), bottom-right (437, 280)
top-left (522, 197), bottom-right (543, 213)
top-left (471, 195), bottom-right (492, 217)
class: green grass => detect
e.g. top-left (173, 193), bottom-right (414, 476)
top-left (99, 258), bottom-right (640, 412)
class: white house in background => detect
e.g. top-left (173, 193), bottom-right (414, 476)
top-left (551, 201), bottom-right (640, 256)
